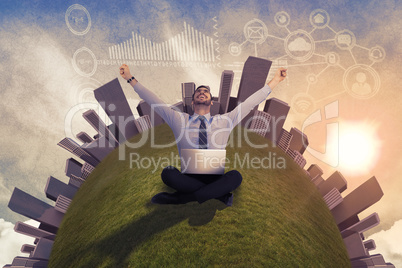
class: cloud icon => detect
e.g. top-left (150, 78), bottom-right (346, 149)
top-left (288, 37), bottom-right (312, 51)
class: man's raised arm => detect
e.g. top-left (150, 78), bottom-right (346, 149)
top-left (119, 64), bottom-right (177, 124)
top-left (228, 67), bottom-right (287, 126)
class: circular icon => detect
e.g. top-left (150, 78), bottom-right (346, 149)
top-left (343, 64), bottom-right (381, 99)
top-left (65, 4), bottom-right (91, 35)
top-left (369, 46), bottom-right (386, 62)
top-left (309, 9), bottom-right (330, 29)
top-left (72, 47), bottom-right (97, 77)
top-left (284, 30), bottom-right (315, 62)
top-left (335, 29), bottom-right (356, 50)
top-left (307, 73), bottom-right (318, 84)
top-left (291, 93), bottom-right (316, 114)
top-left (325, 52), bottom-right (340, 66)
top-left (274, 11), bottom-right (290, 27)
top-left (243, 18), bottom-right (268, 44)
top-left (228, 42), bottom-right (242, 56)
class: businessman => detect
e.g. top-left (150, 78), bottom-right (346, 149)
top-left (120, 64), bottom-right (287, 206)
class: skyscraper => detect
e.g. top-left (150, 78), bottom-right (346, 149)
top-left (182, 82), bottom-right (195, 114)
top-left (57, 138), bottom-right (99, 167)
top-left (289, 127), bottom-right (309, 154)
top-left (136, 115), bottom-right (152, 133)
top-left (331, 176), bottom-right (383, 229)
top-left (81, 136), bottom-right (114, 162)
top-left (236, 56), bottom-right (272, 128)
top-left (82, 109), bottom-right (119, 147)
top-left (94, 78), bottom-right (139, 142)
top-left (249, 110), bottom-right (271, 137)
top-left (277, 128), bottom-right (292, 152)
top-left (236, 56), bottom-right (272, 103)
top-left (8, 188), bottom-right (64, 233)
top-left (263, 98), bottom-right (290, 144)
top-left (137, 100), bottom-right (165, 127)
top-left (76, 131), bottom-right (93, 144)
top-left (218, 70), bottom-right (234, 114)
top-left (65, 158), bottom-right (82, 178)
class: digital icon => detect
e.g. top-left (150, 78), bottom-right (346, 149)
top-left (243, 18), bottom-right (268, 44)
top-left (291, 93), bottom-right (315, 114)
top-left (72, 47), bottom-right (97, 77)
top-left (228, 42), bottom-right (241, 56)
top-left (307, 74), bottom-right (318, 84)
top-left (338, 34), bottom-right (352, 46)
top-left (247, 27), bottom-right (264, 39)
top-left (65, 4), bottom-right (91, 36)
top-left (274, 11), bottom-right (290, 27)
top-left (335, 29), bottom-right (356, 50)
top-left (369, 46), bottom-right (386, 62)
top-left (309, 9), bottom-right (330, 29)
top-left (284, 30), bottom-right (315, 61)
top-left (325, 52), bottom-right (340, 66)
top-left (288, 37), bottom-right (312, 51)
top-left (343, 64), bottom-right (380, 99)
top-left (351, 72), bottom-right (372, 96)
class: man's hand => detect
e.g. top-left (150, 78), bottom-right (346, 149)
top-left (267, 67), bottom-right (287, 90)
top-left (119, 64), bottom-right (132, 80)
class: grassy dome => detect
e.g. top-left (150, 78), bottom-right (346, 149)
top-left (49, 124), bottom-right (350, 267)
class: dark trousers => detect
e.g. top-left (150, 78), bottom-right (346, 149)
top-left (161, 166), bottom-right (243, 203)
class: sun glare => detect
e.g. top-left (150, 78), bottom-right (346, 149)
top-left (338, 121), bottom-right (382, 176)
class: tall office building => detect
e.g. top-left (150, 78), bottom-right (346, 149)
top-left (76, 131), bottom-right (93, 144)
top-left (227, 96), bottom-right (238, 113)
top-left (14, 221), bottom-right (56, 241)
top-left (236, 56), bottom-right (272, 103)
top-left (236, 57), bottom-right (272, 127)
top-left (57, 138), bottom-right (99, 167)
top-left (94, 78), bottom-right (139, 143)
top-left (8, 188), bottom-right (64, 234)
top-left (263, 98), bottom-right (290, 144)
top-left (45, 176), bottom-right (77, 202)
top-left (249, 110), bottom-right (271, 137)
top-left (331, 176), bottom-right (383, 229)
top-left (136, 115), bottom-right (152, 133)
top-left (81, 136), bottom-right (114, 162)
top-left (81, 163), bottom-right (95, 179)
top-left (210, 100), bottom-right (221, 116)
top-left (289, 127), bottom-right (309, 154)
top-left (82, 109), bottom-right (119, 148)
top-left (277, 128), bottom-right (292, 152)
top-left (182, 82), bottom-right (195, 114)
top-left (307, 164), bottom-right (324, 180)
top-left (65, 158), bottom-right (82, 178)
top-left (318, 171), bottom-right (348, 196)
top-left (137, 100), bottom-right (165, 127)
top-left (218, 70), bottom-right (234, 114)
top-left (287, 150), bottom-right (307, 168)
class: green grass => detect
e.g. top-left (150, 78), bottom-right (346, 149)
top-left (49, 124), bottom-right (350, 268)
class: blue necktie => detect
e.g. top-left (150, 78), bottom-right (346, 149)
top-left (198, 116), bottom-right (208, 149)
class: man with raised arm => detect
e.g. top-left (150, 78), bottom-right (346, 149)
top-left (120, 64), bottom-right (287, 206)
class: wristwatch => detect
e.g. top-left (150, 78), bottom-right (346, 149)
top-left (127, 76), bottom-right (135, 83)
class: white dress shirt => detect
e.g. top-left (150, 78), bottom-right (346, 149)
top-left (133, 82), bottom-right (272, 154)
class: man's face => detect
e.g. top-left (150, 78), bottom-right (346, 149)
top-left (192, 87), bottom-right (212, 106)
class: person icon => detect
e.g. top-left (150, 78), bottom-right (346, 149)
top-left (351, 72), bottom-right (371, 96)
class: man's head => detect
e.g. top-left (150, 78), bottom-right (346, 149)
top-left (192, 85), bottom-right (213, 107)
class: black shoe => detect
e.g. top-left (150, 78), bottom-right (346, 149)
top-left (217, 193), bottom-right (234, 206)
top-left (151, 192), bottom-right (183, 205)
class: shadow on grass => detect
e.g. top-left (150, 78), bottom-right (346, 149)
top-left (80, 199), bottom-right (228, 267)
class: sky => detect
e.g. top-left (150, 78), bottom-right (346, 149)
top-left (0, 0), bottom-right (401, 266)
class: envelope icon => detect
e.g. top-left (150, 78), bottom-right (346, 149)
top-left (247, 27), bottom-right (264, 39)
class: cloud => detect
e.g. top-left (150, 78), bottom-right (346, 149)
top-left (0, 218), bottom-right (39, 266)
top-left (368, 219), bottom-right (402, 267)
top-left (288, 37), bottom-right (312, 52)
